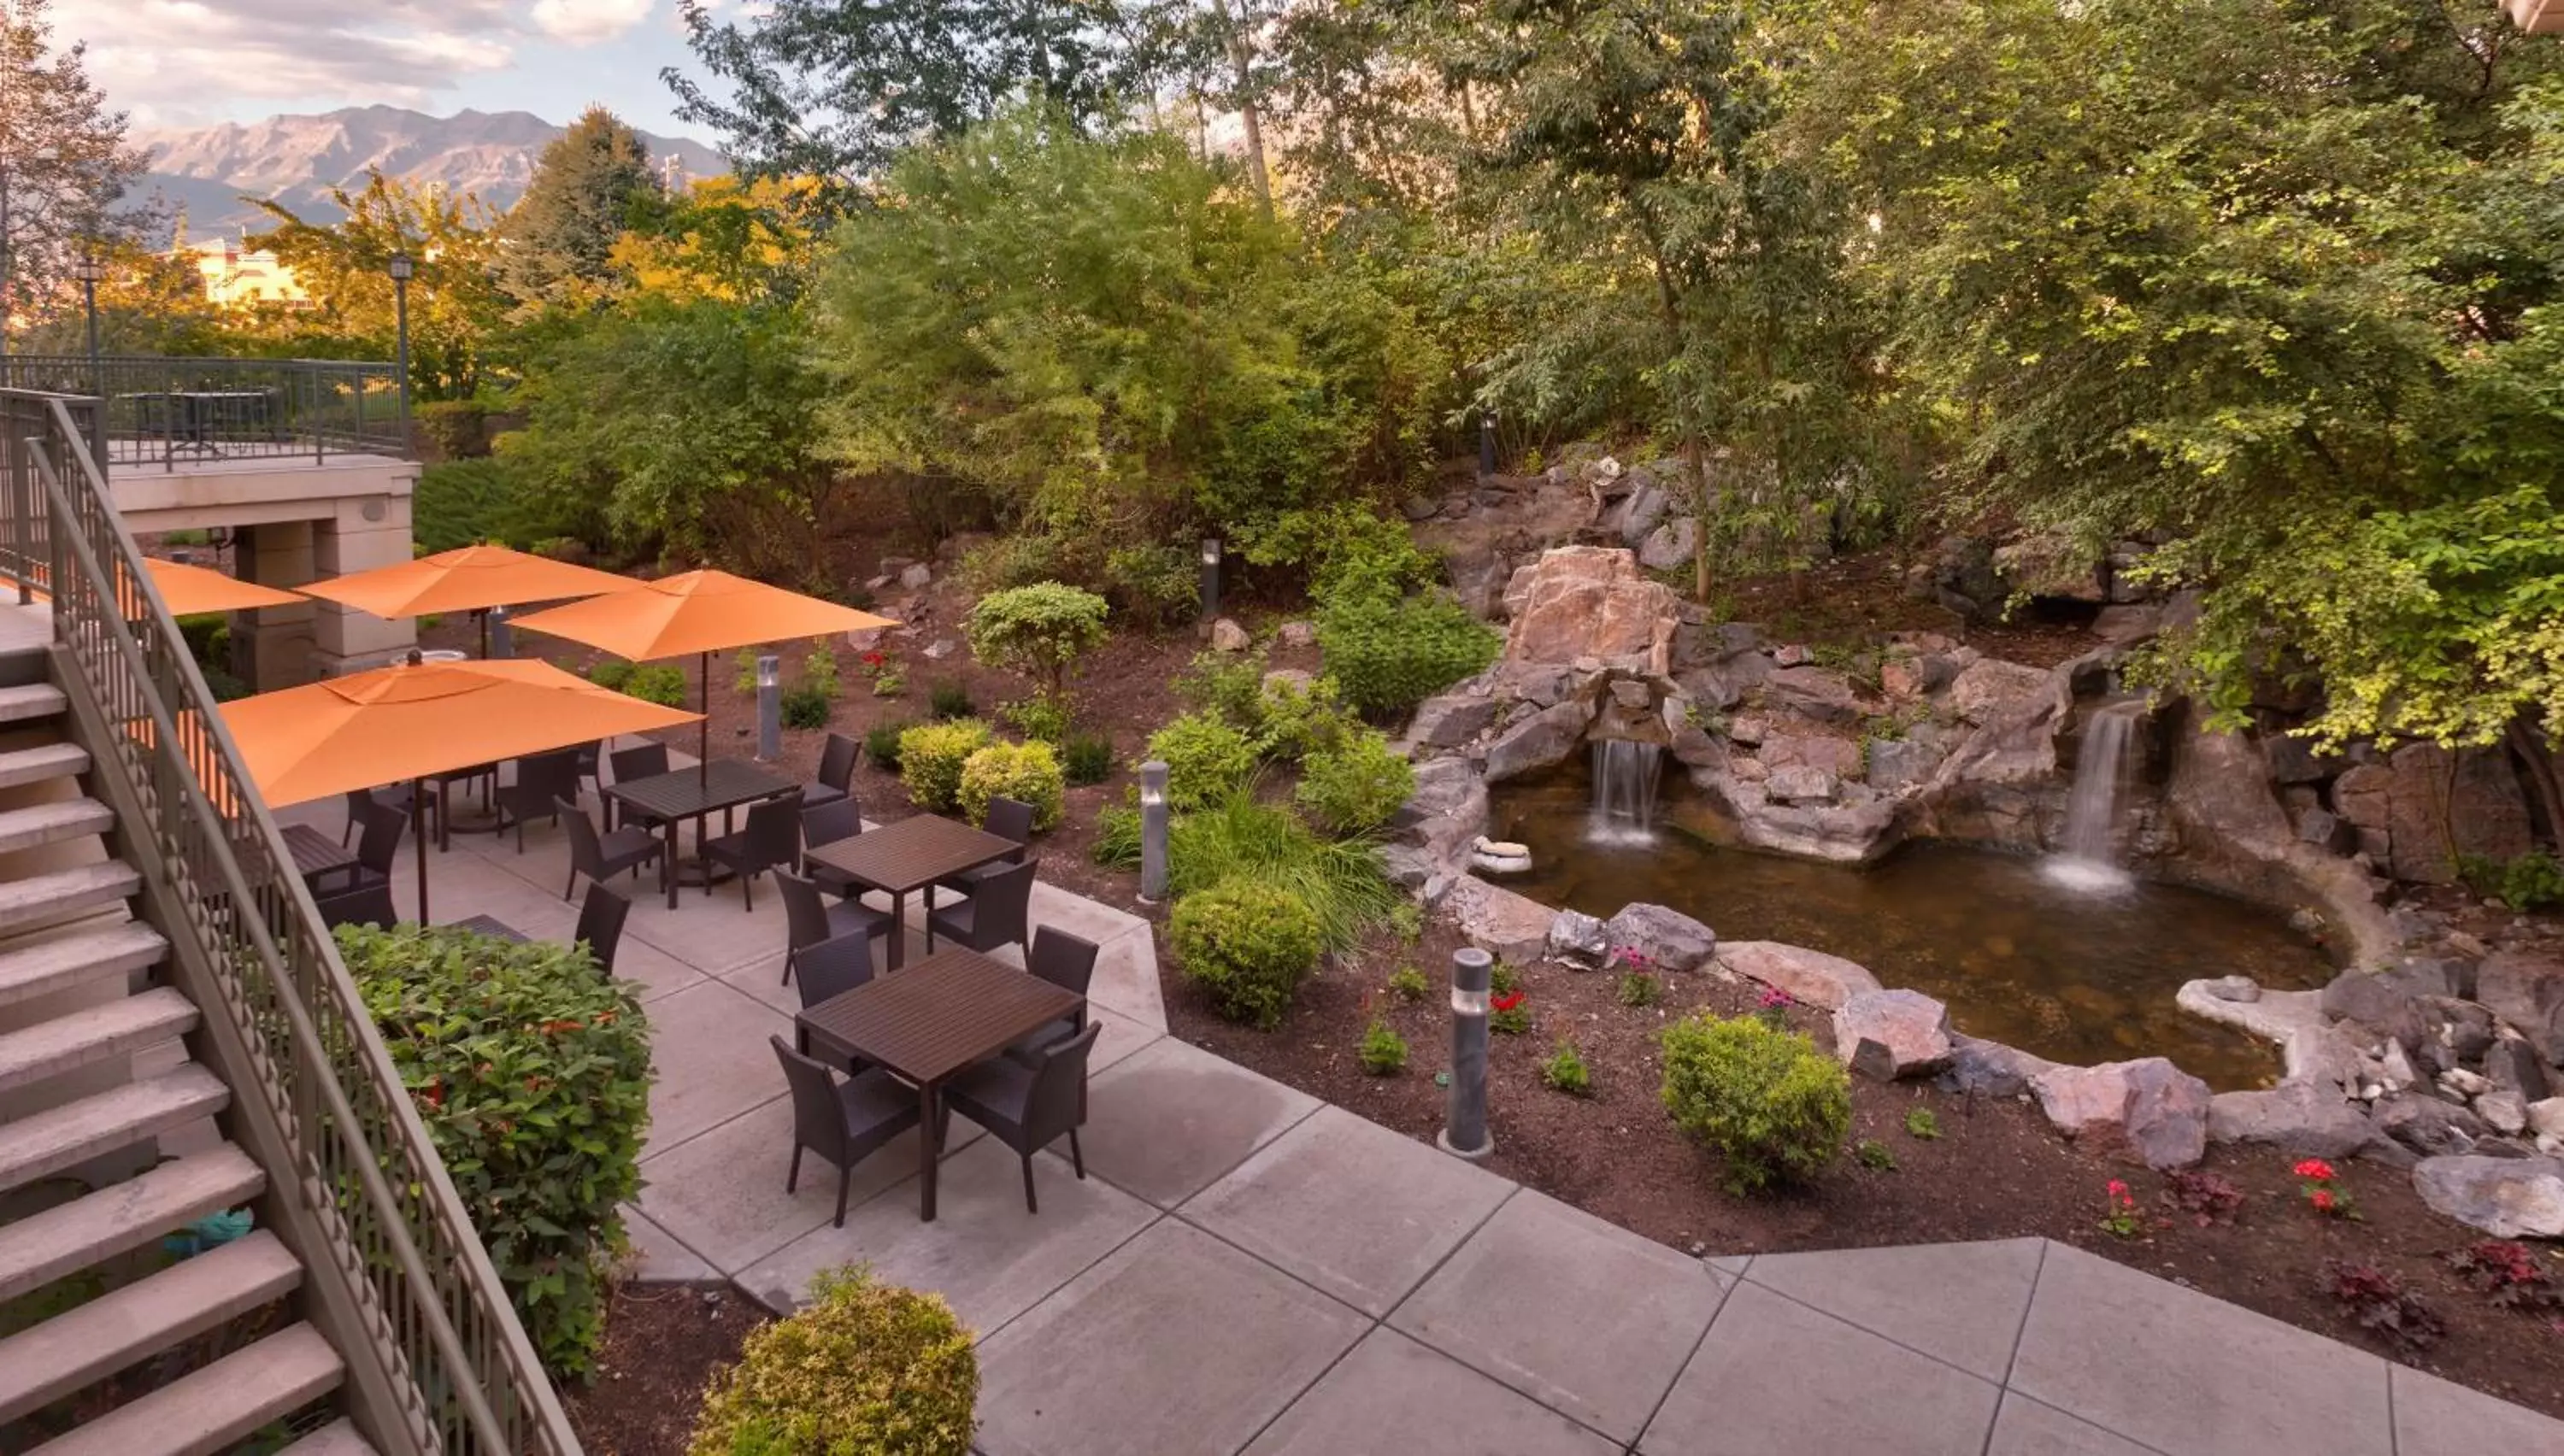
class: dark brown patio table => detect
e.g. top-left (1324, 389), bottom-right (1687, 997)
top-left (445, 913), bottom-right (527, 942)
top-left (794, 946), bottom-right (1084, 1221)
top-left (601, 758), bottom-right (796, 908)
top-left (280, 823), bottom-right (359, 888)
top-left (801, 813), bottom-right (1021, 970)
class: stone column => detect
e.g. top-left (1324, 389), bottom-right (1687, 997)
top-left (310, 488), bottom-right (417, 678)
top-left (237, 520), bottom-right (317, 690)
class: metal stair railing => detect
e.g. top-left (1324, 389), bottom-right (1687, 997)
top-left (0, 386), bottom-right (579, 1456)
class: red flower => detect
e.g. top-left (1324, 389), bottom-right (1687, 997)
top-left (2293, 1159), bottom-right (2336, 1182)
top-left (2311, 1189), bottom-right (2337, 1213)
top-left (2106, 1179), bottom-right (2129, 1197)
top-left (1491, 990), bottom-right (1526, 1013)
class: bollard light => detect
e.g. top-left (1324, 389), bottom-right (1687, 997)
top-left (486, 603), bottom-right (514, 659)
top-left (755, 653), bottom-right (782, 761)
top-left (1197, 537), bottom-right (1222, 630)
top-left (1439, 948), bottom-right (1495, 1160)
top-left (1138, 759), bottom-right (1170, 903)
top-left (1479, 408), bottom-right (1498, 479)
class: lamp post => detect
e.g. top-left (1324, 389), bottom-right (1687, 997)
top-left (387, 251), bottom-right (415, 438)
top-left (72, 255), bottom-right (103, 393)
top-left (1198, 537), bottom-right (1222, 636)
top-left (1138, 760), bottom-right (1170, 903)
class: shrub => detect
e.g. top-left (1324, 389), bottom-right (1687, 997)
top-left (804, 646), bottom-right (841, 698)
top-left (2320, 1260), bottom-right (2445, 1352)
top-left (1235, 504), bottom-right (1439, 608)
top-left (1254, 675), bottom-right (1353, 763)
top-left (781, 682), bottom-right (832, 730)
top-left (1103, 543), bottom-right (1197, 625)
top-left (1315, 594), bottom-right (1500, 719)
top-left (964, 583), bottom-right (1111, 702)
top-left (1177, 650), bottom-right (1268, 732)
top-left (622, 663), bottom-right (689, 707)
top-left (1062, 732), bottom-right (1114, 785)
top-left (1617, 972), bottom-right (1661, 1007)
top-left (1294, 729), bottom-right (1415, 835)
top-left (1169, 879), bottom-right (1325, 1028)
top-left (1358, 1019), bottom-right (1408, 1075)
top-left (1167, 790), bottom-right (1403, 951)
top-left (929, 681), bottom-right (976, 719)
top-left (337, 923), bottom-right (650, 1377)
top-left (586, 659), bottom-right (633, 691)
top-left (1093, 804), bottom-right (1141, 867)
top-left (866, 719), bottom-right (912, 772)
top-left (997, 694), bottom-right (1071, 745)
top-left (956, 740), bottom-right (1066, 830)
top-left (1145, 712), bottom-right (1258, 811)
top-left (899, 719), bottom-right (995, 812)
top-left (414, 457), bottom-right (517, 554)
top-left (1658, 1013), bottom-right (1851, 1195)
top-left (958, 532), bottom-right (1070, 596)
top-left (1903, 1107), bottom-right (1942, 1141)
top-left (1855, 1139), bottom-right (1897, 1171)
top-left (415, 397), bottom-right (491, 459)
top-left (2457, 850), bottom-right (2564, 911)
top-left (1543, 1040), bottom-right (1591, 1095)
top-left (733, 648), bottom-right (762, 698)
top-left (688, 1265), bottom-right (977, 1456)
top-left (1388, 966), bottom-right (1431, 1001)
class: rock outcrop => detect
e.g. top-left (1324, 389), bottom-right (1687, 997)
top-left (1834, 989), bottom-right (1955, 1081)
top-left (2031, 1058), bottom-right (2212, 1170)
top-left (1715, 941), bottom-right (1882, 1011)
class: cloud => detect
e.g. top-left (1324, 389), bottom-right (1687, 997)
top-left (56, 0), bottom-right (526, 125)
top-left (531, 0), bottom-right (656, 44)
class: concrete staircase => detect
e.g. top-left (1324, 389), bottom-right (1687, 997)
top-left (0, 654), bottom-right (376, 1455)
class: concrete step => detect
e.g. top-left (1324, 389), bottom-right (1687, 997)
top-left (0, 682), bottom-right (67, 727)
top-left (0, 797), bottom-right (115, 855)
top-left (0, 921), bottom-right (168, 1009)
top-left (0, 1064), bottom-right (230, 1195)
top-left (0, 741), bottom-right (89, 791)
top-left (0, 986), bottom-right (199, 1095)
top-left (276, 1418), bottom-right (379, 1456)
top-left (0, 1229), bottom-right (302, 1425)
top-left (0, 1145), bottom-right (263, 1304)
top-left (26, 1321), bottom-right (344, 1456)
top-left (0, 861), bottom-right (141, 936)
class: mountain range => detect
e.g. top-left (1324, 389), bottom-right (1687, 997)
top-left (132, 105), bottom-right (726, 240)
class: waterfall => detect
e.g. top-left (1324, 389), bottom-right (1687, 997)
top-left (2044, 699), bottom-right (2142, 893)
top-left (1590, 738), bottom-right (1664, 845)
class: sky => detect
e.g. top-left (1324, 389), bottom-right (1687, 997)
top-left (55, 0), bottom-right (722, 139)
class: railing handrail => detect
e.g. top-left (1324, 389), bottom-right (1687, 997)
top-left (2, 388), bottom-right (576, 1455)
top-left (0, 355), bottom-right (409, 470)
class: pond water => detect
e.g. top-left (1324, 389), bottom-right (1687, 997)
top-left (1491, 772), bottom-right (2335, 1091)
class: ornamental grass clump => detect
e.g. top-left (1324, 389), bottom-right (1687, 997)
top-left (1657, 1013), bottom-right (1849, 1195)
top-left (689, 1265), bottom-right (977, 1455)
top-left (337, 922), bottom-right (650, 1378)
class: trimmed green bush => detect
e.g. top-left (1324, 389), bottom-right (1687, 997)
top-left (957, 740), bottom-right (1066, 830)
top-left (780, 681), bottom-right (832, 730)
top-left (1659, 1013), bottom-right (1851, 1195)
top-left (1294, 728), bottom-right (1415, 835)
top-left (688, 1265), bottom-right (977, 1456)
top-left (586, 659), bottom-right (633, 691)
top-left (964, 582), bottom-right (1110, 701)
top-left (337, 923), bottom-right (650, 1377)
top-left (899, 719), bottom-right (995, 811)
top-left (1358, 1019), bottom-right (1408, 1075)
top-left (415, 457), bottom-right (515, 554)
top-left (1169, 878), bottom-right (1326, 1029)
top-left (1144, 711), bottom-right (1258, 810)
top-left (1103, 543), bottom-right (1197, 625)
top-left (613, 662), bottom-right (688, 707)
top-left (1254, 674), bottom-right (1353, 763)
top-left (1315, 594), bottom-right (1500, 719)
top-left (1177, 650), bottom-right (1268, 732)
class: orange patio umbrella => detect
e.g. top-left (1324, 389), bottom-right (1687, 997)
top-left (510, 569), bottom-right (895, 781)
top-left (299, 544), bottom-right (637, 655)
top-left (221, 654), bottom-right (701, 919)
top-left (25, 557), bottom-right (305, 617)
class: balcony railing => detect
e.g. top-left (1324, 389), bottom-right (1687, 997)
top-left (0, 355), bottom-right (408, 469)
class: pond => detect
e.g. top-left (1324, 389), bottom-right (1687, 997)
top-left (1490, 769), bottom-right (2335, 1091)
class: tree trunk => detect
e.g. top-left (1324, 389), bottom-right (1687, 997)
top-left (1209, 0), bottom-right (1273, 214)
top-left (2507, 713), bottom-right (2564, 851)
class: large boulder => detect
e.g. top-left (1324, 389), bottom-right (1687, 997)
top-left (2373, 1095), bottom-right (2485, 1159)
top-left (1502, 546), bottom-right (1680, 667)
top-left (1483, 700), bottom-right (1591, 784)
top-left (2317, 962), bottom-right (2455, 1034)
top-left (1546, 909), bottom-right (1610, 969)
top-left (1833, 989), bottom-right (1955, 1081)
top-left (1444, 875), bottom-right (1557, 963)
top-left (1409, 693), bottom-right (1501, 749)
top-left (2411, 1155), bottom-right (2564, 1239)
top-left (1715, 941), bottom-right (1882, 1011)
top-left (1764, 766), bottom-right (1841, 806)
top-left (2477, 948), bottom-right (2564, 1066)
top-left (2382, 743), bottom-right (2533, 884)
top-left (1602, 903), bottom-right (1718, 973)
top-left (1763, 667), bottom-right (1862, 726)
top-left (1945, 660), bottom-right (2057, 727)
top-left (1994, 531), bottom-right (2106, 603)
top-left (2207, 1082), bottom-right (2379, 1160)
top-left (1938, 1034), bottom-right (2061, 1099)
top-left (2031, 1058), bottom-right (2212, 1170)
top-left (1638, 516), bottom-right (1698, 572)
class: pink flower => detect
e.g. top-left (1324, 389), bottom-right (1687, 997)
top-left (2293, 1159), bottom-right (2336, 1182)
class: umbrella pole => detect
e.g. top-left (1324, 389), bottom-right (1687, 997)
top-left (412, 777), bottom-right (430, 924)
top-left (699, 650), bottom-right (711, 785)
top-left (477, 610), bottom-right (489, 660)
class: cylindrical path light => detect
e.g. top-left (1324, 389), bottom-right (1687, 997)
top-left (1138, 759), bottom-right (1171, 903)
top-left (1439, 948), bottom-right (1494, 1160)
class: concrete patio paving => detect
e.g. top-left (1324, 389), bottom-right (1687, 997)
top-left (279, 767), bottom-right (2564, 1456)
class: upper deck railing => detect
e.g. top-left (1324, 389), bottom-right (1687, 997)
top-left (0, 355), bottom-right (407, 469)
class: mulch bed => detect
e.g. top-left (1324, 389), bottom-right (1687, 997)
top-left (563, 1283), bottom-right (766, 1456)
top-left (1168, 917), bottom-right (2564, 1421)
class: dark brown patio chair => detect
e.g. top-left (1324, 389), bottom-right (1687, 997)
top-left (559, 796), bottom-right (663, 901)
top-left (937, 795), bottom-right (1035, 895)
top-left (925, 857), bottom-right (1036, 957)
top-left (799, 795), bottom-right (862, 895)
top-left (702, 792), bottom-right (803, 910)
top-left (494, 749), bottom-right (582, 852)
top-left (791, 930), bottom-right (879, 1076)
top-left (938, 1022), bottom-right (1103, 1214)
top-left (315, 880), bottom-right (398, 931)
top-left (342, 784), bottom-right (426, 846)
top-left (605, 742), bottom-right (671, 831)
top-left (803, 732), bottom-right (860, 810)
top-left (1004, 927), bottom-right (1099, 1065)
top-left (770, 1035), bottom-right (924, 1227)
top-left (777, 870), bottom-right (895, 985)
top-left (573, 881), bottom-right (632, 980)
top-left (313, 797), bottom-right (404, 903)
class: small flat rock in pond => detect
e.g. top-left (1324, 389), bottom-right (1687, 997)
top-left (1833, 989), bottom-right (1953, 1081)
top-left (1601, 902), bottom-right (1718, 973)
top-left (1546, 909), bottom-right (1610, 969)
top-left (2206, 1082), bottom-right (2379, 1160)
top-left (2032, 1057), bottom-right (2212, 1170)
top-left (1714, 941), bottom-right (1881, 1012)
top-left (2411, 1154), bottom-right (2564, 1239)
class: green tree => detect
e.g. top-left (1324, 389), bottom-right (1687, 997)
top-left (666, 0), bottom-right (1136, 190)
top-left (498, 105), bottom-right (659, 313)
top-left (0, 0), bottom-right (156, 343)
top-left (246, 172), bottom-right (508, 399)
top-left (609, 173), bottom-right (830, 304)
